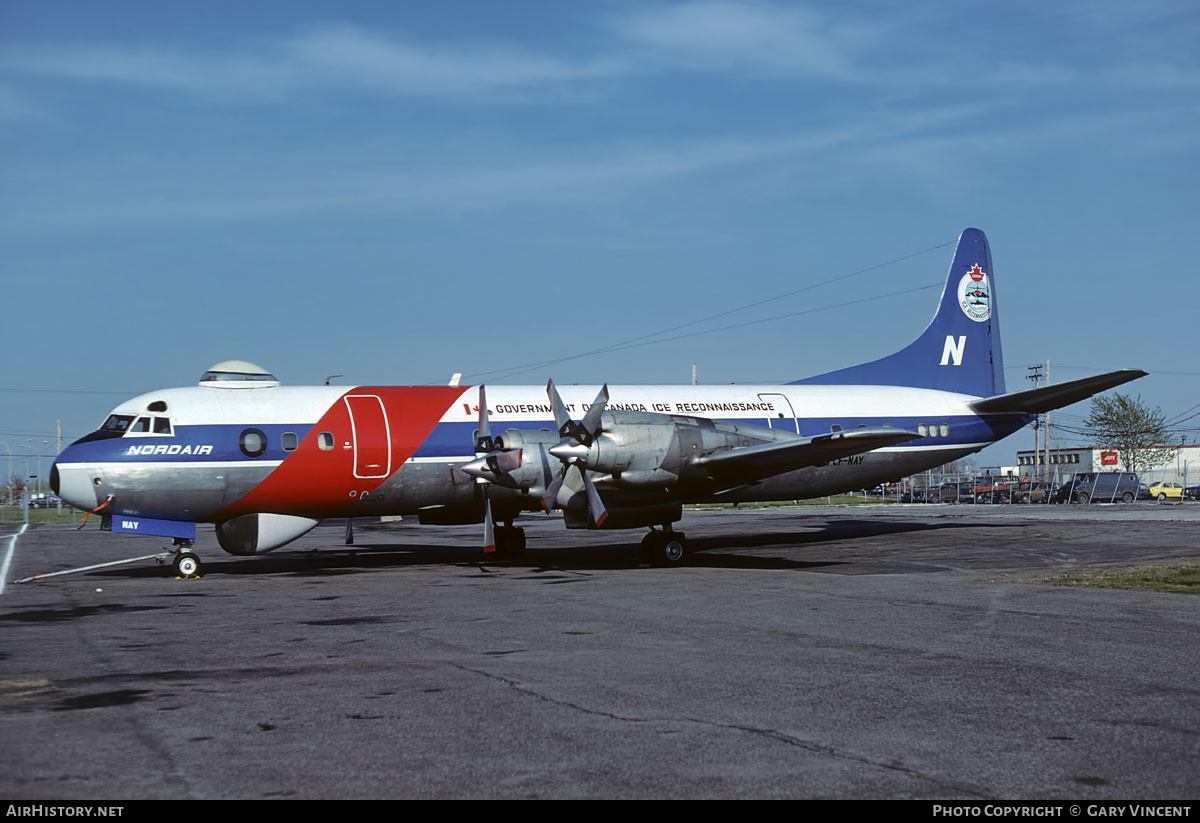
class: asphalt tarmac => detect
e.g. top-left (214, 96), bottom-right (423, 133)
top-left (1, 504), bottom-right (1197, 800)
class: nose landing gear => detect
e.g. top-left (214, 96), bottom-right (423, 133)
top-left (167, 538), bottom-right (201, 578)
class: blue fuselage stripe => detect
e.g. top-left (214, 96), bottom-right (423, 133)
top-left (62, 414), bottom-right (1029, 466)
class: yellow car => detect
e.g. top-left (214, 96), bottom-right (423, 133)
top-left (1147, 482), bottom-right (1184, 502)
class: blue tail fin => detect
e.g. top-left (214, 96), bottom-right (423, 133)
top-left (790, 228), bottom-right (1005, 397)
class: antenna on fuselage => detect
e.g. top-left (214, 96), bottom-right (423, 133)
top-left (449, 373), bottom-right (462, 387)
top-left (324, 375), bottom-right (343, 386)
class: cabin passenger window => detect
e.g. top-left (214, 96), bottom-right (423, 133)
top-left (918, 425), bottom-right (927, 437)
top-left (281, 432), bottom-right (299, 451)
top-left (831, 424), bottom-right (842, 432)
top-left (318, 432), bottom-right (334, 451)
top-left (239, 428), bottom-right (268, 458)
top-left (939, 424), bottom-right (949, 438)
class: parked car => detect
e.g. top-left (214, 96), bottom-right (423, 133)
top-left (929, 481), bottom-right (974, 503)
top-left (973, 479), bottom-right (1018, 503)
top-left (1010, 481), bottom-right (1057, 504)
top-left (1052, 472), bottom-right (1139, 504)
top-left (1147, 482), bottom-right (1184, 503)
top-left (1184, 484), bottom-right (1200, 501)
top-left (27, 494), bottom-right (60, 509)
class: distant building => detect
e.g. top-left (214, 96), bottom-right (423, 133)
top-left (1015, 445), bottom-right (1200, 484)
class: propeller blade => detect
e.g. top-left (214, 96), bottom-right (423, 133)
top-left (579, 467), bottom-right (609, 527)
top-left (541, 469), bottom-right (565, 513)
top-left (577, 384), bottom-right (609, 445)
top-left (483, 493), bottom-right (495, 553)
top-left (475, 385), bottom-right (493, 453)
top-left (547, 379), bottom-right (573, 437)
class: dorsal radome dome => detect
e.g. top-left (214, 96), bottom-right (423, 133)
top-left (199, 360), bottom-right (280, 388)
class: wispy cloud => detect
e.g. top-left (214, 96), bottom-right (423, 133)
top-left (609, 1), bottom-right (864, 79)
top-left (2, 103), bottom-right (991, 231)
top-left (1, 4), bottom-right (1194, 106)
top-left (283, 24), bottom-right (620, 96)
top-left (0, 22), bottom-right (623, 102)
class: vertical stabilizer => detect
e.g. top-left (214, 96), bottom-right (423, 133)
top-left (790, 228), bottom-right (1005, 397)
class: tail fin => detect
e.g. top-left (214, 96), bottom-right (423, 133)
top-left (790, 228), bottom-right (1005, 397)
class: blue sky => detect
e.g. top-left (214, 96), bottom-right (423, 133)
top-left (2, 0), bottom-right (1197, 473)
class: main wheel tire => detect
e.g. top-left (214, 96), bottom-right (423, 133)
top-left (173, 552), bottom-right (201, 577)
top-left (645, 532), bottom-right (689, 568)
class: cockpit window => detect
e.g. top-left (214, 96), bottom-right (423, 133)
top-left (101, 414), bottom-right (135, 433)
top-left (153, 417), bottom-right (172, 434)
top-left (148, 400), bottom-right (168, 412)
top-left (131, 417), bottom-right (151, 433)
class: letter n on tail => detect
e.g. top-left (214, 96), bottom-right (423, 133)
top-left (940, 335), bottom-right (966, 366)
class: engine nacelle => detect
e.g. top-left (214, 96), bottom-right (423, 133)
top-left (557, 410), bottom-right (801, 490)
top-left (566, 412), bottom-right (679, 475)
top-left (216, 513), bottom-right (320, 556)
top-left (563, 500), bottom-right (682, 530)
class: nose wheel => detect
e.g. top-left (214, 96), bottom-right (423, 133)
top-left (172, 549), bottom-right (201, 578)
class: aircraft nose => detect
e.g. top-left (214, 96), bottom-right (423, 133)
top-left (52, 457), bottom-right (99, 512)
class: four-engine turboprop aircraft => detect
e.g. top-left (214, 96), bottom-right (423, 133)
top-left (50, 229), bottom-right (1145, 576)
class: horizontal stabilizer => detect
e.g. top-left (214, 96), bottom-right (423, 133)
top-left (970, 369), bottom-right (1148, 415)
top-left (690, 427), bottom-right (920, 483)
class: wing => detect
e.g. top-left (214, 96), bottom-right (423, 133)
top-left (689, 426), bottom-right (920, 484)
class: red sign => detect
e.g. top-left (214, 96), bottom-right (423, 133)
top-left (1101, 451), bottom-right (1118, 465)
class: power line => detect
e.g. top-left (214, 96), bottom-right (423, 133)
top-left (431, 239), bottom-right (956, 385)
top-left (471, 281), bottom-right (943, 384)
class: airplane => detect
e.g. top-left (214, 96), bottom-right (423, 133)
top-left (50, 228), bottom-right (1145, 577)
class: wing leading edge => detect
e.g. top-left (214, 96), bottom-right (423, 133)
top-left (690, 426), bottom-right (921, 484)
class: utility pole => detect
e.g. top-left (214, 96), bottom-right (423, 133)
top-left (1042, 361), bottom-right (1050, 481)
top-left (1027, 364), bottom-right (1044, 482)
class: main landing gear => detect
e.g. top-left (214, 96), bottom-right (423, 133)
top-left (492, 525), bottom-right (526, 560)
top-left (639, 528), bottom-right (690, 567)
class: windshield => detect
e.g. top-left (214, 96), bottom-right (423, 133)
top-left (101, 414), bottom-right (135, 433)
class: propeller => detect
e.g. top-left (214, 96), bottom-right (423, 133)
top-left (459, 385), bottom-right (522, 554)
top-left (541, 380), bottom-right (610, 527)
